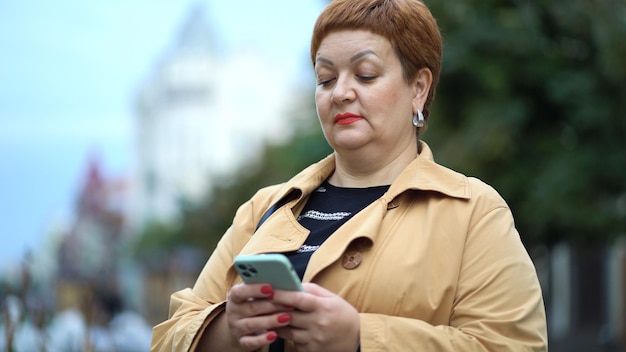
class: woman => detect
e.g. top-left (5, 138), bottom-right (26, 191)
top-left (151, 0), bottom-right (548, 351)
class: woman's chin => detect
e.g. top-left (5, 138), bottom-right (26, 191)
top-left (328, 134), bottom-right (372, 152)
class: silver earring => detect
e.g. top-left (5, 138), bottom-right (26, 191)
top-left (412, 109), bottom-right (425, 128)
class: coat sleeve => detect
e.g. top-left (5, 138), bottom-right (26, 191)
top-left (150, 190), bottom-right (268, 352)
top-left (359, 184), bottom-right (547, 351)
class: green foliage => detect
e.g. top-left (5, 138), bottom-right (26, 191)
top-left (424, 0), bottom-right (626, 245)
top-left (132, 220), bottom-right (180, 258)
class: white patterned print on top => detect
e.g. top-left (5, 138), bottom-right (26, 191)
top-left (297, 210), bottom-right (352, 221)
top-left (296, 244), bottom-right (320, 253)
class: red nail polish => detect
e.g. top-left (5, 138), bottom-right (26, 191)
top-left (261, 285), bottom-right (273, 294)
top-left (266, 331), bottom-right (278, 341)
top-left (277, 313), bottom-right (291, 323)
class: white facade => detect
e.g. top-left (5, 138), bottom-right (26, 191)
top-left (131, 4), bottom-right (296, 228)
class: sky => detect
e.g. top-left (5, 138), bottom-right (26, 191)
top-left (0, 0), bottom-right (325, 271)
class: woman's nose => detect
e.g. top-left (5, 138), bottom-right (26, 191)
top-left (331, 76), bottom-right (356, 104)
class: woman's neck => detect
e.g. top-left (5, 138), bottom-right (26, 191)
top-left (329, 145), bottom-right (418, 188)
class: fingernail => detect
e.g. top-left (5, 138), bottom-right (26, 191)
top-left (261, 285), bottom-right (273, 294)
top-left (266, 331), bottom-right (278, 341)
top-left (277, 313), bottom-right (291, 323)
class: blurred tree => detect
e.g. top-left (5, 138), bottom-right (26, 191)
top-left (135, 0), bottom-right (626, 257)
top-left (424, 0), bottom-right (626, 246)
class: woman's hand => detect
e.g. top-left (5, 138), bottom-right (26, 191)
top-left (225, 283), bottom-right (293, 351)
top-left (273, 283), bottom-right (360, 352)
top-left (225, 282), bottom-right (360, 352)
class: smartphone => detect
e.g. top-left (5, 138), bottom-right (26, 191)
top-left (234, 253), bottom-right (303, 291)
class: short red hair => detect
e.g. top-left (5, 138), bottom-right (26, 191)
top-left (311, 0), bottom-right (442, 120)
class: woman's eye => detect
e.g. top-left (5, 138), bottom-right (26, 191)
top-left (317, 77), bottom-right (335, 86)
top-left (358, 75), bottom-right (376, 82)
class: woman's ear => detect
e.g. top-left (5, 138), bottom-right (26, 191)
top-left (412, 67), bottom-right (433, 111)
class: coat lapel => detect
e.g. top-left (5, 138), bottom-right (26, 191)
top-left (303, 197), bottom-right (387, 282)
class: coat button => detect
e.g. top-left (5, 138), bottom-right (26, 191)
top-left (342, 250), bottom-right (362, 269)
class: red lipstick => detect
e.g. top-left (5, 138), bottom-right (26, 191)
top-left (334, 112), bottom-right (363, 125)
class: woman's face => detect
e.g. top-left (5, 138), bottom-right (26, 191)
top-left (314, 30), bottom-right (426, 156)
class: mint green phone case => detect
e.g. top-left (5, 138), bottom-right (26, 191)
top-left (234, 253), bottom-right (303, 291)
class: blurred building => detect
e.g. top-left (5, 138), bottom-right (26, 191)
top-left (132, 5), bottom-right (218, 227)
top-left (130, 4), bottom-right (294, 230)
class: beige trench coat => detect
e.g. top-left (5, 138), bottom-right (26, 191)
top-left (151, 142), bottom-right (548, 351)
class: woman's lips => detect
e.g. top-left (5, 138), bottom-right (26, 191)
top-left (334, 112), bottom-right (363, 125)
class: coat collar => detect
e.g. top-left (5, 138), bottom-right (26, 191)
top-left (235, 142), bottom-right (471, 277)
top-left (272, 141), bottom-right (471, 204)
